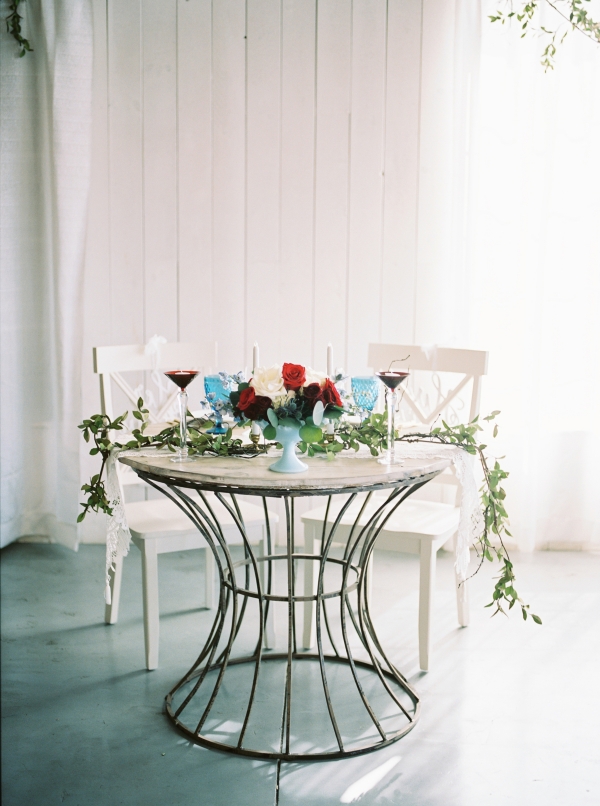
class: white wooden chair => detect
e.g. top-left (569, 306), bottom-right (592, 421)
top-left (301, 344), bottom-right (488, 672)
top-left (94, 343), bottom-right (277, 670)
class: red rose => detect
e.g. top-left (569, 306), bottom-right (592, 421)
top-left (320, 378), bottom-right (342, 408)
top-left (282, 363), bottom-right (306, 391)
top-left (302, 383), bottom-right (323, 407)
top-left (237, 387), bottom-right (271, 420)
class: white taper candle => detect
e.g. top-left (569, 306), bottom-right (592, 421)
top-left (327, 343), bottom-right (333, 378)
top-left (253, 342), bottom-right (259, 374)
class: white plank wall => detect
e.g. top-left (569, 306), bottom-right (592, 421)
top-left (83, 0), bottom-right (466, 413)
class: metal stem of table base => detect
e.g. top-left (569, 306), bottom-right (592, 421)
top-left (138, 470), bottom-right (433, 762)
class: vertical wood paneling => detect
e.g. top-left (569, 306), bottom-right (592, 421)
top-left (84, 0), bottom-right (436, 397)
top-left (246, 0), bottom-right (282, 370)
top-left (345, 0), bottom-right (387, 375)
top-left (313, 0), bottom-right (353, 373)
top-left (142, 0), bottom-right (179, 340)
top-left (415, 0), bottom-right (457, 344)
top-left (211, 0), bottom-right (247, 372)
top-left (177, 0), bottom-right (213, 349)
top-left (107, 0), bottom-right (144, 345)
top-left (381, 0), bottom-right (423, 345)
top-left (279, 0), bottom-right (316, 368)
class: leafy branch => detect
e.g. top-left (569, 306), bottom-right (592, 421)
top-left (78, 400), bottom-right (540, 624)
top-left (5, 0), bottom-right (32, 57)
top-left (396, 414), bottom-right (541, 623)
top-left (490, 0), bottom-right (600, 69)
top-left (77, 399), bottom-right (271, 523)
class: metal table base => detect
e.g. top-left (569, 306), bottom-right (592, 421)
top-left (133, 467), bottom-right (437, 761)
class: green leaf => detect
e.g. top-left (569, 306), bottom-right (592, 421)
top-left (299, 424), bottom-right (322, 443)
top-left (263, 424), bottom-right (276, 441)
top-left (324, 405), bottom-right (343, 420)
top-left (267, 408), bottom-right (278, 428)
top-left (532, 614), bottom-right (542, 625)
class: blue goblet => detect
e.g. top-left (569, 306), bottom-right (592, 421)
top-left (351, 376), bottom-right (380, 421)
top-left (203, 374), bottom-right (229, 434)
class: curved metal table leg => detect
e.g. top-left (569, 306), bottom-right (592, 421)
top-left (139, 474), bottom-right (427, 762)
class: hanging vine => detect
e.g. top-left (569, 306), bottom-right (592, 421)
top-left (5, 0), bottom-right (32, 57)
top-left (490, 0), bottom-right (600, 69)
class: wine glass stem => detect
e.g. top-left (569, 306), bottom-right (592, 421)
top-left (387, 388), bottom-right (397, 464)
top-left (179, 390), bottom-right (188, 460)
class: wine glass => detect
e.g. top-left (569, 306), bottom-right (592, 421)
top-left (351, 376), bottom-right (380, 421)
top-left (203, 375), bottom-right (229, 435)
top-left (376, 370), bottom-right (409, 466)
top-left (164, 369), bottom-right (199, 462)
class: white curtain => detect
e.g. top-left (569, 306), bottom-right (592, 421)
top-left (471, 3), bottom-right (600, 550)
top-left (416, 0), bottom-right (600, 551)
top-left (0, 0), bottom-right (93, 549)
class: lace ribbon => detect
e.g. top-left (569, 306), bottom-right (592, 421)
top-left (104, 447), bottom-right (168, 603)
top-left (395, 442), bottom-right (484, 580)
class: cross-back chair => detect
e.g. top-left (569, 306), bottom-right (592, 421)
top-left (301, 343), bottom-right (488, 671)
top-left (93, 342), bottom-right (277, 670)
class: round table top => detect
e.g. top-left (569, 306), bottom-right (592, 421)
top-left (120, 446), bottom-right (454, 496)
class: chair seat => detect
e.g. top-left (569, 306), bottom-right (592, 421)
top-left (126, 496), bottom-right (278, 542)
top-left (301, 497), bottom-right (459, 542)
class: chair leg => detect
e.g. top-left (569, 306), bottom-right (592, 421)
top-left (302, 526), bottom-right (316, 650)
top-left (104, 554), bottom-right (124, 625)
top-left (419, 539), bottom-right (437, 672)
top-left (456, 567), bottom-right (470, 627)
top-left (140, 540), bottom-right (159, 671)
top-left (204, 547), bottom-right (215, 610)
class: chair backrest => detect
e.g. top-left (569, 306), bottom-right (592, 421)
top-left (367, 343), bottom-right (488, 426)
top-left (93, 342), bottom-right (209, 423)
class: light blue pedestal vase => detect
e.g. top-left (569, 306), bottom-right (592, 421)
top-left (269, 423), bottom-right (308, 474)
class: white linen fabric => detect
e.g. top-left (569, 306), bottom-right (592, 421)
top-left (470, 4), bottom-right (600, 550)
top-left (103, 447), bottom-right (171, 603)
top-left (414, 1), bottom-right (600, 551)
top-left (395, 443), bottom-right (483, 581)
top-left (0, 0), bottom-right (93, 548)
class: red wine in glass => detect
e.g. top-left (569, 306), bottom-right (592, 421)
top-left (164, 370), bottom-right (199, 390)
top-left (164, 370), bottom-right (199, 462)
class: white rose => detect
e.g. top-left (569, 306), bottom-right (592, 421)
top-left (250, 365), bottom-right (286, 400)
top-left (303, 367), bottom-right (326, 387)
top-left (272, 390), bottom-right (296, 410)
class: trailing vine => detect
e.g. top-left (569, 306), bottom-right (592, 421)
top-left (491, 0), bottom-right (600, 69)
top-left (5, 0), bottom-right (32, 57)
top-left (78, 400), bottom-right (541, 624)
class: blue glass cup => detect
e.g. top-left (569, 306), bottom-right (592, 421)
top-left (351, 376), bottom-right (380, 420)
top-left (203, 375), bottom-right (229, 434)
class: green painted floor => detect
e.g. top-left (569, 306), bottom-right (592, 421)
top-left (2, 542), bottom-right (599, 805)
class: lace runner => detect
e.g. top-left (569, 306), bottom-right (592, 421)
top-left (104, 447), bottom-right (169, 603)
top-left (103, 443), bottom-right (483, 602)
top-left (395, 443), bottom-right (484, 581)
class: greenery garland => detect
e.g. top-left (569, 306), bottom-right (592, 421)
top-left (78, 400), bottom-right (541, 625)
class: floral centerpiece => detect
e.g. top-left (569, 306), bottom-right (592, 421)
top-left (229, 363), bottom-right (346, 472)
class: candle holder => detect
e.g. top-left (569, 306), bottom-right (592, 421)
top-left (376, 371), bottom-right (409, 466)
